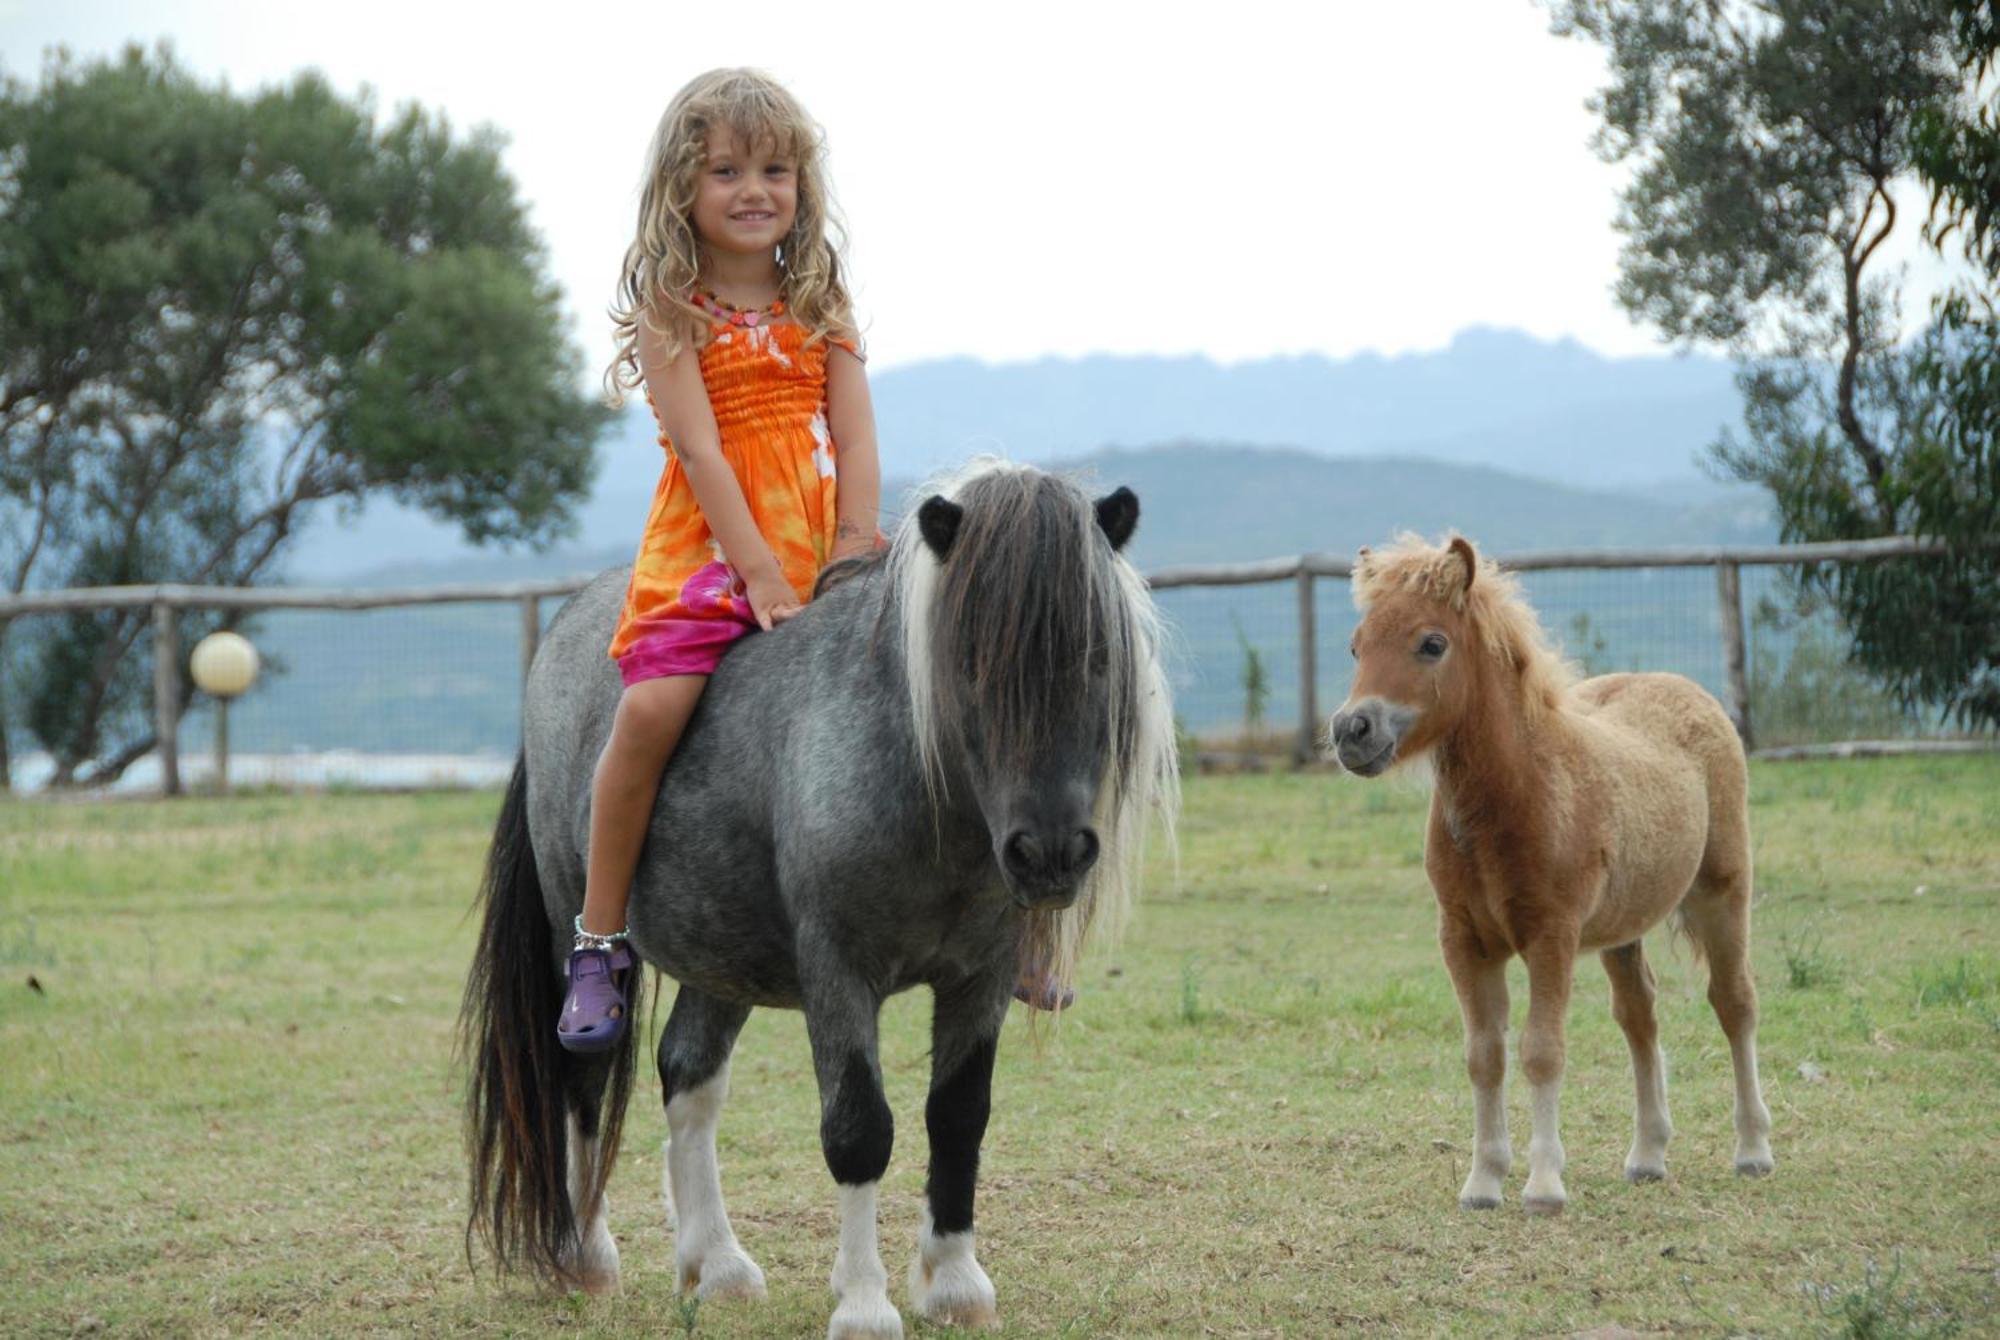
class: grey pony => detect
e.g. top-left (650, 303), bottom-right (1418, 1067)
top-left (461, 460), bottom-right (1178, 1340)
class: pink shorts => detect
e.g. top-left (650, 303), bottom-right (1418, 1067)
top-left (613, 558), bottom-right (766, 685)
top-left (615, 613), bottom-right (757, 684)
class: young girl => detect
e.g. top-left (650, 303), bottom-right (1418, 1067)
top-left (560, 69), bottom-right (1065, 1051)
top-left (559, 68), bottom-right (880, 1052)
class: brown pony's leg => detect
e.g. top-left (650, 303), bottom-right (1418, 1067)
top-left (1519, 931), bottom-right (1579, 1215)
top-left (1441, 925), bottom-right (1512, 1209)
top-left (1602, 942), bottom-right (1673, 1182)
top-left (1682, 872), bottom-right (1775, 1176)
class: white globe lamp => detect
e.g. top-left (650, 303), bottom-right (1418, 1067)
top-left (189, 631), bottom-right (259, 791)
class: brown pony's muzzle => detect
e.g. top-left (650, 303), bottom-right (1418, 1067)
top-left (1329, 698), bottom-right (1415, 777)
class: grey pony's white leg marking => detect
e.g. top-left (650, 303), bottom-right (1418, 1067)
top-left (665, 1060), bottom-right (766, 1300)
top-left (829, 1180), bottom-right (901, 1340)
top-left (565, 1114), bottom-right (620, 1295)
top-left (909, 1208), bottom-right (997, 1329)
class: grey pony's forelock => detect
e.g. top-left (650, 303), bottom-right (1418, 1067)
top-left (884, 458), bottom-right (1180, 991)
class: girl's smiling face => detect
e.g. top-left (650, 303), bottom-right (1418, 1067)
top-left (693, 126), bottom-right (798, 259)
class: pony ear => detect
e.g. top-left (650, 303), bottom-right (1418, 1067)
top-left (918, 496), bottom-right (963, 560)
top-left (1094, 487), bottom-right (1139, 551)
top-left (1447, 536), bottom-right (1478, 593)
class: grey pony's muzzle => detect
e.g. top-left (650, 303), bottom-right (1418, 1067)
top-left (1000, 826), bottom-right (1099, 910)
top-left (1328, 698), bottom-right (1417, 777)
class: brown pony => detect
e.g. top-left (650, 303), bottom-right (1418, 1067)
top-left (1329, 535), bottom-right (1773, 1215)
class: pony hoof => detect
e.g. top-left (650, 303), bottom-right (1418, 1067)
top-left (828, 1292), bottom-right (904, 1340)
top-left (695, 1250), bottom-right (768, 1302)
top-left (929, 1301), bottom-right (999, 1329)
top-left (1625, 1164), bottom-right (1667, 1184)
top-left (1458, 1194), bottom-right (1501, 1211)
top-left (1522, 1195), bottom-right (1566, 1217)
top-left (576, 1265), bottom-right (620, 1297)
top-left (909, 1249), bottom-right (999, 1329)
top-left (1734, 1156), bottom-right (1775, 1178)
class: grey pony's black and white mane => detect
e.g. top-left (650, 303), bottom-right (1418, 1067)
top-left (890, 458), bottom-right (1177, 989)
top-left (462, 458), bottom-right (1177, 1337)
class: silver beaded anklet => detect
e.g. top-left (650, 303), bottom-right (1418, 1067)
top-left (573, 915), bottom-right (631, 952)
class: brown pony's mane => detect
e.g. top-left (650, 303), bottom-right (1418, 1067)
top-left (1353, 533), bottom-right (1578, 714)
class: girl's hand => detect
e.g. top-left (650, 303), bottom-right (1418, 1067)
top-left (742, 569), bottom-right (804, 630)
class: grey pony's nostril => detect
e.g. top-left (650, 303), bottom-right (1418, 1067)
top-left (1061, 829), bottom-right (1099, 875)
top-left (1005, 831), bottom-right (1042, 873)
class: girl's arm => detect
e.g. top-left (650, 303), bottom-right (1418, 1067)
top-left (825, 343), bottom-right (882, 561)
top-left (640, 323), bottom-right (802, 628)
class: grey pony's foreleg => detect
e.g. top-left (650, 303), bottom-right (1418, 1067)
top-left (802, 961), bottom-right (902, 1340)
top-left (657, 986), bottom-right (765, 1300)
top-left (909, 973), bottom-right (1011, 1329)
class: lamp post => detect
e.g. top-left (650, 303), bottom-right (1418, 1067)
top-left (189, 632), bottom-right (259, 794)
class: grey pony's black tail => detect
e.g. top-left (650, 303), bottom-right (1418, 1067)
top-left (458, 754), bottom-right (643, 1287)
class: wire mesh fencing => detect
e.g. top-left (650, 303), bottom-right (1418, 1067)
top-left (0, 542), bottom-right (1988, 793)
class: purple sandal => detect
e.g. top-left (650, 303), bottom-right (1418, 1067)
top-left (558, 941), bottom-right (636, 1054)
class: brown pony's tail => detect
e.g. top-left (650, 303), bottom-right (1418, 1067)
top-left (1668, 905), bottom-right (1707, 968)
top-left (458, 756), bottom-right (643, 1288)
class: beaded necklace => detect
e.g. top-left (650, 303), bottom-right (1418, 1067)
top-left (695, 288), bottom-right (785, 329)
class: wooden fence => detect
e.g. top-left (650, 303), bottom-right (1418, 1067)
top-left (0, 535), bottom-right (1953, 794)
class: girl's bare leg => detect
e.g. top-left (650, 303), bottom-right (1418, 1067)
top-left (581, 674), bottom-right (708, 937)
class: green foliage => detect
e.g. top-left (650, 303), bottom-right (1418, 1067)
top-left (1911, 956), bottom-right (1996, 1008)
top-left (1807, 1257), bottom-right (1964, 1339)
top-left (0, 45), bottom-right (611, 783)
top-left (1748, 593), bottom-right (1928, 745)
top-left (1229, 613), bottom-right (1268, 737)
top-left (1900, 2), bottom-right (2000, 725)
top-left (1778, 920), bottom-right (1842, 990)
top-left (1550, 2), bottom-right (1999, 729)
top-left (1178, 955), bottom-right (1203, 1025)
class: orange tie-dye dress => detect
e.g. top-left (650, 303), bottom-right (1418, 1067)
top-left (608, 301), bottom-right (857, 684)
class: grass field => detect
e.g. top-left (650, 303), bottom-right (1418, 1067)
top-left (2, 757), bottom-right (1996, 1338)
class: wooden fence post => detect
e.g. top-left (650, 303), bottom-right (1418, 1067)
top-left (0, 616), bottom-right (11, 794)
top-left (152, 600), bottom-right (182, 796)
top-left (1296, 568), bottom-right (1319, 764)
top-left (1716, 561), bottom-right (1753, 751)
top-left (519, 595), bottom-right (541, 690)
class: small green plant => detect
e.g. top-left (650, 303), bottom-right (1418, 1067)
top-left (1803, 1257), bottom-right (1962, 1339)
top-left (1779, 922), bottom-right (1841, 990)
top-left (676, 1293), bottom-right (702, 1337)
top-left (1229, 614), bottom-right (1269, 740)
top-left (1848, 996), bottom-right (1877, 1041)
top-left (1911, 957), bottom-right (1994, 1009)
top-left (1179, 956), bottom-right (1203, 1025)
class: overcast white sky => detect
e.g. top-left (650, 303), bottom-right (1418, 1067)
top-left (0, 0), bottom-right (1957, 372)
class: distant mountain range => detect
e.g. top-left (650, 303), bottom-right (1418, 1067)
top-left (283, 327), bottom-right (1759, 582)
top-left (129, 329), bottom-right (1790, 757)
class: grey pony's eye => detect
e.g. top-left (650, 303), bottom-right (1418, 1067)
top-left (1417, 633), bottom-right (1449, 661)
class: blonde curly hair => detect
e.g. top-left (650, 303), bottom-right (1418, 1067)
top-left (604, 68), bottom-right (855, 405)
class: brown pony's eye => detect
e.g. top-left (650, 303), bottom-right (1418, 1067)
top-left (1417, 633), bottom-right (1448, 661)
